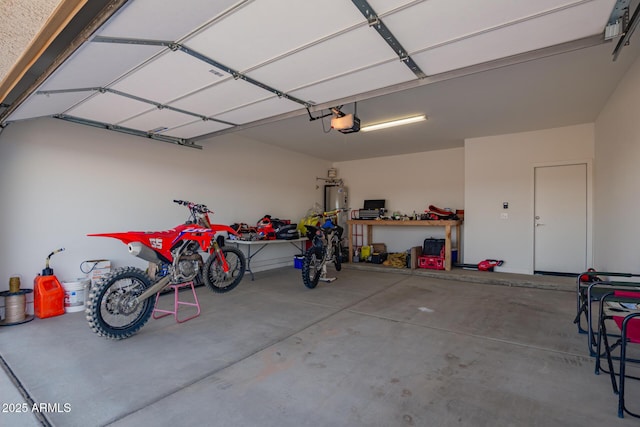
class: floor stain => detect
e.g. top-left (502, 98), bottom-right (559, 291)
top-left (403, 414), bottom-right (415, 425)
top-left (322, 327), bottom-right (340, 337)
top-left (253, 348), bottom-right (296, 383)
top-left (308, 362), bottom-right (326, 369)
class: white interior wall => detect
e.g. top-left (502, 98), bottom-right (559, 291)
top-left (0, 118), bottom-right (330, 295)
top-left (594, 53), bottom-right (640, 273)
top-left (464, 124), bottom-right (594, 274)
top-left (333, 148), bottom-right (465, 254)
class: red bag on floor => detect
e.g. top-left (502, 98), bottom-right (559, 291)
top-left (478, 259), bottom-right (503, 271)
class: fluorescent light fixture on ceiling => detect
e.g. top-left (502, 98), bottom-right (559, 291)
top-left (360, 115), bottom-right (427, 132)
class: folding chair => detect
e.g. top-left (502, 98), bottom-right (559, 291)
top-left (574, 270), bottom-right (639, 335)
top-left (594, 290), bottom-right (640, 418)
top-left (576, 277), bottom-right (640, 356)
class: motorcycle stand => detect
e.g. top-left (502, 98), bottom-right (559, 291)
top-left (319, 264), bottom-right (336, 283)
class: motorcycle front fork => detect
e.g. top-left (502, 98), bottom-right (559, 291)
top-left (318, 243), bottom-right (337, 282)
top-left (212, 241), bottom-right (230, 273)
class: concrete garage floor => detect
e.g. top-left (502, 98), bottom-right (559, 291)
top-left (1, 267), bottom-right (639, 426)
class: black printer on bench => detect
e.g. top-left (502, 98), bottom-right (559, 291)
top-left (358, 199), bottom-right (385, 220)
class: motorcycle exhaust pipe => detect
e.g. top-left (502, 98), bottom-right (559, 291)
top-left (136, 274), bottom-right (171, 304)
top-left (128, 242), bottom-right (160, 263)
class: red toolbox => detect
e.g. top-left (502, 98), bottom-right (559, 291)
top-left (418, 255), bottom-right (444, 270)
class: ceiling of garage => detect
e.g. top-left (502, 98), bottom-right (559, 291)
top-left (1, 0), bottom-right (640, 161)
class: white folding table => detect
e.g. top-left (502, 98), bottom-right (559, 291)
top-left (230, 237), bottom-right (308, 280)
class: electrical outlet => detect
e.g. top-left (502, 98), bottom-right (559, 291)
top-left (500, 212), bottom-right (509, 220)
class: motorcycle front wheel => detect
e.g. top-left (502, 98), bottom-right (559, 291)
top-left (86, 267), bottom-right (154, 340)
top-left (302, 247), bottom-right (324, 289)
top-left (203, 247), bottom-right (246, 293)
top-left (333, 242), bottom-right (342, 272)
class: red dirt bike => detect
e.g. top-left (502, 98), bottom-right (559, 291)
top-left (85, 200), bottom-right (246, 339)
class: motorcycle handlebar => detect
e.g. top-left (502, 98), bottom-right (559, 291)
top-left (316, 209), bottom-right (345, 218)
top-left (309, 209), bottom-right (346, 218)
top-left (173, 199), bottom-right (212, 214)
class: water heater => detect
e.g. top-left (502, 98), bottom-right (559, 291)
top-left (324, 185), bottom-right (348, 233)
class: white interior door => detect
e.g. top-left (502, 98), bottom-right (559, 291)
top-left (534, 164), bottom-right (587, 274)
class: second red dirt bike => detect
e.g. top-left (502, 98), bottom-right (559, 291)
top-left (85, 200), bottom-right (246, 339)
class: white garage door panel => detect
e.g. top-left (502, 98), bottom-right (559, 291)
top-left (119, 109), bottom-right (196, 133)
top-left (382, 0), bottom-right (615, 53)
top-left (40, 42), bottom-right (164, 91)
top-left (289, 61), bottom-right (415, 105)
top-left (247, 26), bottom-right (395, 92)
top-left (412, 2), bottom-right (614, 76)
top-left (97, 0), bottom-right (241, 42)
top-left (110, 51), bottom-right (228, 104)
top-left (183, 0), bottom-right (365, 72)
top-left (161, 120), bottom-right (232, 139)
top-left (66, 92), bottom-right (153, 125)
top-left (213, 97), bottom-right (300, 124)
top-left (169, 79), bottom-right (270, 118)
top-left (9, 92), bottom-right (93, 121)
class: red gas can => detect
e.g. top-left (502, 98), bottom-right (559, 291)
top-left (34, 275), bottom-right (65, 319)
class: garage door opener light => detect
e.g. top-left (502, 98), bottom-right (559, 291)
top-left (360, 115), bottom-right (427, 132)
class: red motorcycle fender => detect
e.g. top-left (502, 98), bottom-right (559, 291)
top-left (209, 224), bottom-right (240, 237)
top-left (87, 232), bottom-right (138, 245)
top-left (179, 224), bottom-right (238, 252)
top-left (175, 228), bottom-right (215, 252)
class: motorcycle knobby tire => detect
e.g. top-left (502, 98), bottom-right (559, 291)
top-left (203, 246), bottom-right (246, 293)
top-left (302, 247), bottom-right (324, 289)
top-left (86, 266), bottom-right (155, 340)
top-left (333, 243), bottom-right (342, 272)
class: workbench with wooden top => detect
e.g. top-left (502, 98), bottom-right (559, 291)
top-left (347, 219), bottom-right (462, 271)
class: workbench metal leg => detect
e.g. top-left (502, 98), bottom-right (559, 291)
top-left (245, 245), bottom-right (254, 281)
top-left (289, 240), bottom-right (306, 255)
top-left (235, 243), bottom-right (267, 281)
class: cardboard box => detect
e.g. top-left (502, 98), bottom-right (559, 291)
top-left (372, 243), bottom-right (387, 253)
top-left (83, 260), bottom-right (111, 286)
